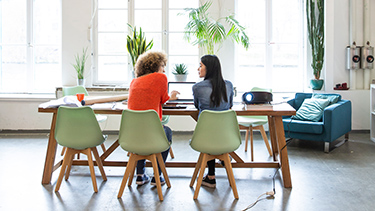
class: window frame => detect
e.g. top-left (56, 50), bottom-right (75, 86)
top-left (91, 0), bottom-right (200, 86)
top-left (234, 0), bottom-right (306, 93)
top-left (0, 0), bottom-right (61, 94)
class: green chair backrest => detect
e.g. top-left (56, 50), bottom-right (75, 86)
top-left (62, 86), bottom-right (89, 96)
top-left (118, 109), bottom-right (170, 156)
top-left (55, 106), bottom-right (105, 149)
top-left (190, 110), bottom-right (241, 155)
top-left (251, 87), bottom-right (272, 93)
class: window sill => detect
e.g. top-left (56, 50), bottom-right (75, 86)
top-left (0, 93), bottom-right (56, 102)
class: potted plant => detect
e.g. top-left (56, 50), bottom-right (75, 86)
top-left (72, 47), bottom-right (88, 86)
top-left (172, 63), bottom-right (188, 81)
top-left (182, 1), bottom-right (250, 55)
top-left (126, 24), bottom-right (154, 77)
top-left (307, 0), bottom-right (324, 90)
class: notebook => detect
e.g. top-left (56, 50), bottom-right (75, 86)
top-left (167, 82), bottom-right (195, 104)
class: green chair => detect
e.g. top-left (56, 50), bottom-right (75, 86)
top-left (117, 109), bottom-right (171, 201)
top-left (237, 87), bottom-right (272, 161)
top-left (126, 115), bottom-right (175, 159)
top-left (189, 110), bottom-right (241, 200)
top-left (54, 106), bottom-right (107, 193)
top-left (61, 86), bottom-right (107, 157)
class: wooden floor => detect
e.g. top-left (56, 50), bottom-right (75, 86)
top-left (0, 131), bottom-right (374, 211)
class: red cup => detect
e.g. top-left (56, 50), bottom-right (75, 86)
top-left (76, 93), bottom-right (85, 102)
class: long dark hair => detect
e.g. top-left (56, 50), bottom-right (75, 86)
top-left (201, 55), bottom-right (228, 107)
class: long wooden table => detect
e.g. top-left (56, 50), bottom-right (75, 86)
top-left (38, 102), bottom-right (296, 188)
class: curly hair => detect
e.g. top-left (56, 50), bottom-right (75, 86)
top-left (134, 51), bottom-right (168, 77)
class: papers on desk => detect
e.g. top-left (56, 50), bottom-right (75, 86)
top-left (89, 102), bottom-right (127, 110)
top-left (39, 96), bottom-right (82, 108)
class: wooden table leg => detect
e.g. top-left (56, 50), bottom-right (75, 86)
top-left (274, 116), bottom-right (292, 188)
top-left (42, 113), bottom-right (58, 184)
top-left (267, 116), bottom-right (279, 161)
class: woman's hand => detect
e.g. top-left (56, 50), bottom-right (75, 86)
top-left (169, 90), bottom-right (180, 101)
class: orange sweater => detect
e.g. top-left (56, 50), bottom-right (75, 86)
top-left (127, 73), bottom-right (170, 120)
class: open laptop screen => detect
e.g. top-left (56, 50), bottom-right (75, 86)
top-left (168, 82), bottom-right (195, 101)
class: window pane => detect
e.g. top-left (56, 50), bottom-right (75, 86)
top-left (144, 32), bottom-right (162, 51)
top-left (34, 46), bottom-right (60, 93)
top-left (98, 0), bottom-right (127, 9)
top-left (237, 0), bottom-right (266, 43)
top-left (135, 0), bottom-right (161, 9)
top-left (236, 0), bottom-right (303, 93)
top-left (236, 44), bottom-right (266, 91)
top-left (98, 33), bottom-right (127, 55)
top-left (169, 33), bottom-right (197, 55)
top-left (170, 0), bottom-right (198, 9)
top-left (0, 0), bottom-right (61, 93)
top-left (98, 10), bottom-right (128, 32)
top-left (272, 44), bottom-right (302, 92)
top-left (169, 10), bottom-right (189, 32)
top-left (1, 46), bottom-right (28, 92)
top-left (272, 0), bottom-right (301, 43)
top-left (1, 0), bottom-right (26, 44)
top-left (98, 55), bottom-right (128, 82)
top-left (134, 10), bottom-right (162, 32)
top-left (34, 0), bottom-right (60, 44)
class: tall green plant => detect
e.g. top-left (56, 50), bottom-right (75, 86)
top-left (307, 0), bottom-right (324, 80)
top-left (126, 24), bottom-right (154, 69)
top-left (73, 47), bottom-right (88, 80)
top-left (183, 1), bottom-right (250, 55)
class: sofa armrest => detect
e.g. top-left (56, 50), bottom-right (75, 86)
top-left (322, 100), bottom-right (352, 141)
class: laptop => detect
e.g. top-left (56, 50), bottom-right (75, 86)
top-left (167, 82), bottom-right (195, 104)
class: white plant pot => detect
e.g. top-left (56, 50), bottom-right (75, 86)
top-left (174, 74), bottom-right (187, 82)
top-left (77, 79), bottom-right (85, 86)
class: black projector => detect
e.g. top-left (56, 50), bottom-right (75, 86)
top-left (242, 91), bottom-right (273, 104)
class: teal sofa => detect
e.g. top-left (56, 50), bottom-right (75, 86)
top-left (282, 93), bottom-right (352, 152)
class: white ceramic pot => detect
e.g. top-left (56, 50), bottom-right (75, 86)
top-left (77, 79), bottom-right (85, 86)
top-left (174, 74), bottom-right (187, 82)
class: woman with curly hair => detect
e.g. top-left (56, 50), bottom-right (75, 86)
top-left (127, 51), bottom-right (178, 186)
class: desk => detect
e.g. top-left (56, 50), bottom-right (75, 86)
top-left (38, 103), bottom-right (295, 188)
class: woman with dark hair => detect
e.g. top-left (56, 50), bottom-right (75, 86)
top-left (128, 51), bottom-right (178, 186)
top-left (192, 54), bottom-right (234, 188)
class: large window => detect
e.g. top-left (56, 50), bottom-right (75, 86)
top-left (0, 0), bottom-right (61, 94)
top-left (94, 0), bottom-right (199, 86)
top-left (235, 0), bottom-right (304, 93)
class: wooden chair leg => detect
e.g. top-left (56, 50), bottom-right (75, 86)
top-left (221, 153), bottom-right (239, 199)
top-left (259, 126), bottom-right (272, 156)
top-left (64, 151), bottom-right (75, 181)
top-left (118, 154), bottom-right (136, 198)
top-left (127, 153), bottom-right (137, 186)
top-left (193, 153), bottom-right (208, 200)
top-left (100, 143), bottom-right (106, 153)
top-left (91, 147), bottom-right (107, 181)
top-left (157, 153), bottom-right (171, 188)
top-left (190, 153), bottom-right (204, 187)
top-left (169, 147), bottom-right (175, 159)
top-left (150, 154), bottom-right (164, 201)
top-left (244, 128), bottom-right (249, 152)
top-left (86, 148), bottom-right (98, 193)
top-left (55, 148), bottom-right (75, 192)
top-left (61, 146), bottom-right (66, 156)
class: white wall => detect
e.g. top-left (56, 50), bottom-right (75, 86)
top-left (0, 0), bottom-right (374, 131)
